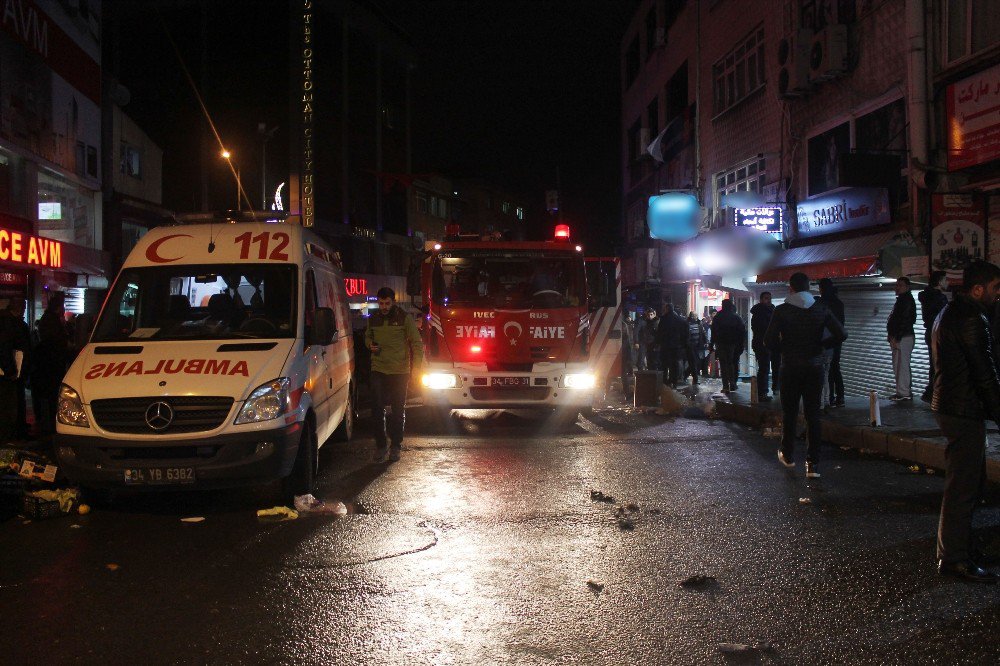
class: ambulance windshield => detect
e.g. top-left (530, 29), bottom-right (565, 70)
top-left (92, 264), bottom-right (297, 341)
top-left (431, 250), bottom-right (585, 309)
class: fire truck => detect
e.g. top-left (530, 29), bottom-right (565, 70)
top-left (414, 224), bottom-right (621, 419)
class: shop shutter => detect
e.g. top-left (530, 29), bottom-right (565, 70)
top-left (840, 288), bottom-right (930, 398)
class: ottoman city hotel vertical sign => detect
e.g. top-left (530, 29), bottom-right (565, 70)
top-left (300, 0), bottom-right (315, 227)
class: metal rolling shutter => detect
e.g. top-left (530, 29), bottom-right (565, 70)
top-left (840, 287), bottom-right (930, 398)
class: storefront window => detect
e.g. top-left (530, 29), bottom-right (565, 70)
top-left (0, 148), bottom-right (27, 218)
top-left (37, 170), bottom-right (97, 248)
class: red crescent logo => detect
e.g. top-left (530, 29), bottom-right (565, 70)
top-left (145, 234), bottom-right (192, 263)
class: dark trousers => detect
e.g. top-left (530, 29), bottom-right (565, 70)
top-left (779, 361), bottom-right (823, 464)
top-left (828, 345), bottom-right (844, 403)
top-left (935, 413), bottom-right (987, 563)
top-left (646, 345), bottom-right (659, 371)
top-left (371, 371), bottom-right (409, 448)
top-left (753, 343), bottom-right (780, 397)
top-left (922, 333), bottom-right (934, 400)
top-left (0, 379), bottom-right (17, 443)
top-left (717, 344), bottom-right (740, 391)
top-left (660, 347), bottom-right (682, 386)
top-left (684, 347), bottom-right (699, 384)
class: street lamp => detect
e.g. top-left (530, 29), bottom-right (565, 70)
top-left (221, 149), bottom-right (241, 210)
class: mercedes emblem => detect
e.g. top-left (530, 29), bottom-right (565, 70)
top-left (144, 401), bottom-right (174, 431)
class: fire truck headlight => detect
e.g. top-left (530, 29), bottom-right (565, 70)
top-left (421, 372), bottom-right (459, 390)
top-left (563, 373), bottom-right (597, 389)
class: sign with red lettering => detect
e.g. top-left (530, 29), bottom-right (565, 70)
top-left (0, 228), bottom-right (62, 268)
top-left (344, 277), bottom-right (367, 297)
top-left (931, 194), bottom-right (985, 285)
top-left (85, 358), bottom-right (250, 380)
top-left (947, 62), bottom-right (1000, 171)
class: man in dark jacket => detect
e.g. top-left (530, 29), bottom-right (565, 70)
top-left (930, 260), bottom-right (1000, 583)
top-left (919, 271), bottom-right (949, 403)
top-left (711, 299), bottom-right (746, 393)
top-left (764, 272), bottom-right (847, 478)
top-left (886, 277), bottom-right (917, 401)
top-left (685, 311), bottom-right (706, 386)
top-left (750, 292), bottom-right (778, 401)
top-left (657, 304), bottom-right (688, 387)
top-left (816, 278), bottom-right (845, 407)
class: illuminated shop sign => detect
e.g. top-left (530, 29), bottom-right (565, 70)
top-left (344, 277), bottom-right (367, 297)
top-left (300, 0), bottom-right (314, 227)
top-left (734, 207), bottom-right (782, 234)
top-left (0, 229), bottom-right (62, 268)
top-left (796, 187), bottom-right (891, 239)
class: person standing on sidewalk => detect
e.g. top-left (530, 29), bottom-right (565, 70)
top-left (887, 277), bottom-right (917, 401)
top-left (365, 287), bottom-right (423, 463)
top-left (930, 260), bottom-right (1000, 583)
top-left (711, 299), bottom-right (746, 393)
top-left (919, 271), bottom-right (949, 403)
top-left (685, 311), bottom-right (706, 386)
top-left (764, 272), bottom-right (847, 478)
top-left (750, 292), bottom-right (778, 402)
top-left (817, 278), bottom-right (846, 408)
top-left (641, 308), bottom-right (660, 371)
top-left (657, 304), bottom-right (688, 387)
top-left (0, 298), bottom-right (30, 439)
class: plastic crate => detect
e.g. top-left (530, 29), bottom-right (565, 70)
top-left (0, 475), bottom-right (27, 495)
top-left (21, 494), bottom-right (64, 520)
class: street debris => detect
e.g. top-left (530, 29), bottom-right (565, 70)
top-left (718, 641), bottom-right (775, 657)
top-left (626, 502), bottom-right (640, 512)
top-left (256, 506), bottom-right (299, 521)
top-left (105, 563), bottom-right (120, 572)
top-left (77, 504), bottom-right (91, 515)
top-left (590, 490), bottom-right (616, 503)
top-left (617, 516), bottom-right (635, 530)
top-left (926, 468), bottom-right (936, 474)
top-left (586, 580), bottom-right (605, 593)
top-left (798, 497), bottom-right (812, 504)
top-left (180, 517), bottom-right (205, 523)
top-left (648, 508), bottom-right (662, 515)
top-left (678, 574), bottom-right (716, 588)
top-left (908, 464), bottom-right (921, 473)
top-left (656, 386), bottom-right (686, 417)
top-left (293, 494), bottom-right (348, 515)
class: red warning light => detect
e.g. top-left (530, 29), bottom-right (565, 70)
top-left (470, 345), bottom-right (482, 354)
top-left (554, 224), bottom-right (571, 240)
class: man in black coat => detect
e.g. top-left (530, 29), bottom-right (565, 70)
top-left (931, 260), bottom-right (1000, 583)
top-left (684, 311), bottom-right (706, 386)
top-left (711, 299), bottom-right (746, 393)
top-left (750, 292), bottom-right (778, 401)
top-left (764, 272), bottom-right (846, 478)
top-left (919, 270), bottom-right (949, 403)
top-left (887, 277), bottom-right (917, 401)
top-left (817, 278), bottom-right (846, 407)
top-left (657, 304), bottom-right (688, 387)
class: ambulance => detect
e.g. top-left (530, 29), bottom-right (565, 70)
top-left (54, 212), bottom-right (355, 495)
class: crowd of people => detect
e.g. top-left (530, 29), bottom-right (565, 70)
top-left (0, 292), bottom-right (77, 450)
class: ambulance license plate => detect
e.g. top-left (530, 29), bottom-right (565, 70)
top-left (491, 376), bottom-right (529, 387)
top-left (123, 467), bottom-right (196, 485)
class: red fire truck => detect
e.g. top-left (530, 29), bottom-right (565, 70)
top-left (414, 224), bottom-right (621, 419)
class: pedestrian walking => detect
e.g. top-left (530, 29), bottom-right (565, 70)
top-left (685, 311), bottom-right (706, 386)
top-left (816, 278), bottom-right (845, 408)
top-left (641, 308), bottom-right (660, 371)
top-left (30, 292), bottom-right (71, 446)
top-left (364, 287), bottom-right (424, 463)
top-left (887, 277), bottom-right (917, 401)
top-left (919, 271), bottom-right (949, 403)
top-left (0, 298), bottom-right (28, 444)
top-left (710, 299), bottom-right (746, 393)
top-left (657, 304), bottom-right (688, 387)
top-left (701, 309), bottom-right (716, 378)
top-left (750, 292), bottom-right (778, 401)
top-left (764, 272), bottom-right (847, 478)
top-left (930, 260), bottom-right (1000, 583)
top-left (0, 298), bottom-right (30, 440)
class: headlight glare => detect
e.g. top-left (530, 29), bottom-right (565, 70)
top-left (57, 384), bottom-right (89, 427)
top-left (421, 372), bottom-right (458, 389)
top-left (235, 378), bottom-right (291, 424)
top-left (563, 373), bottom-right (597, 389)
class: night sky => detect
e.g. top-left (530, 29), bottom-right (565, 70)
top-left (109, 0), bottom-right (634, 253)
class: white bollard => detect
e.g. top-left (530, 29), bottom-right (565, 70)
top-left (869, 390), bottom-right (881, 427)
top-left (750, 376), bottom-right (759, 404)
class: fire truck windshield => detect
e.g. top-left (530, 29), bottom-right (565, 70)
top-left (431, 250), bottom-right (585, 309)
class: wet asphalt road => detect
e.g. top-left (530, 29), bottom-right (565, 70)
top-left (3, 403), bottom-right (1000, 665)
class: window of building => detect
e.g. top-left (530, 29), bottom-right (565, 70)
top-left (946, 0), bottom-right (1000, 64)
top-left (714, 157), bottom-right (766, 208)
top-left (486, 196), bottom-right (493, 210)
top-left (430, 196), bottom-right (448, 219)
top-left (37, 170), bottom-right (97, 247)
top-left (665, 61), bottom-right (689, 125)
top-left (416, 192), bottom-right (428, 214)
top-left (501, 201), bottom-right (511, 215)
top-left (516, 207), bottom-right (524, 220)
top-left (627, 118), bottom-right (641, 163)
top-left (120, 144), bottom-right (142, 179)
top-left (712, 25), bottom-right (765, 116)
top-left (647, 96), bottom-right (659, 137)
top-left (627, 201), bottom-right (646, 241)
top-left (625, 37), bottom-right (640, 88)
top-left (645, 9), bottom-right (657, 59)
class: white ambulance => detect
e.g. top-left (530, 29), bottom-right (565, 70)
top-left (54, 213), bottom-right (355, 496)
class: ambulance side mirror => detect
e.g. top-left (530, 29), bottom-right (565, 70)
top-left (309, 308), bottom-right (336, 346)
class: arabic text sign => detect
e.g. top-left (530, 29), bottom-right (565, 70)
top-left (734, 207), bottom-right (782, 234)
top-left (946, 62), bottom-right (1000, 171)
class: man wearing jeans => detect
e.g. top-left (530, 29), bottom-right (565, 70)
top-left (887, 277), bottom-right (917, 401)
top-left (764, 273), bottom-right (846, 479)
top-left (931, 261), bottom-right (1000, 583)
top-left (365, 287), bottom-right (423, 463)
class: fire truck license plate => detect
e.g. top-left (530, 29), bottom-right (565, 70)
top-left (491, 377), bottom-right (529, 387)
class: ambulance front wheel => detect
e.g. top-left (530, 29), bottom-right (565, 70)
top-left (284, 419), bottom-right (317, 498)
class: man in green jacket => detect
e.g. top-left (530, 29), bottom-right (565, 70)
top-left (365, 287), bottom-right (424, 462)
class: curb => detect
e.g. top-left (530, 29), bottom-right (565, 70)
top-left (715, 399), bottom-right (1000, 483)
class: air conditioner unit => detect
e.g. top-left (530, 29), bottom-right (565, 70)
top-left (810, 24), bottom-right (848, 80)
top-left (777, 29), bottom-right (812, 98)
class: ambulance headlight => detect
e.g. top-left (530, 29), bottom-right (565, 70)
top-left (421, 372), bottom-right (458, 390)
top-left (235, 378), bottom-right (290, 424)
top-left (563, 373), bottom-right (597, 389)
top-left (57, 384), bottom-right (89, 427)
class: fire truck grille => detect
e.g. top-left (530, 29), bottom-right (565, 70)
top-left (469, 387), bottom-right (551, 401)
top-left (91, 396), bottom-right (235, 434)
top-left (486, 362), bottom-right (534, 372)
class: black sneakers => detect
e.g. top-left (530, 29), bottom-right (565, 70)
top-left (777, 451), bottom-right (795, 468)
top-left (938, 560), bottom-right (998, 583)
top-left (388, 446), bottom-right (402, 462)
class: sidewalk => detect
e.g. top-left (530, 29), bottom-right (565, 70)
top-left (705, 380), bottom-right (1000, 482)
